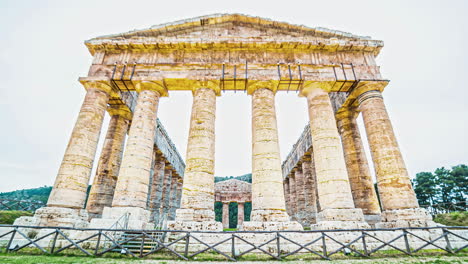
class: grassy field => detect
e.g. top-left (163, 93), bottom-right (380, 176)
top-left (0, 254), bottom-right (466, 264)
top-left (0, 248), bottom-right (466, 264)
top-left (434, 211), bottom-right (468, 226)
top-left (0, 211), bottom-right (32, 224)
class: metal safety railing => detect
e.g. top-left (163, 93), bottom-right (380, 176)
top-left (0, 225), bottom-right (466, 261)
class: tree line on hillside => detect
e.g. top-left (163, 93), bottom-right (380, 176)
top-left (412, 164), bottom-right (467, 212)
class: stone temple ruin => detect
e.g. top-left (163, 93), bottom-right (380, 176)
top-left (215, 179), bottom-right (252, 229)
top-left (16, 14), bottom-right (435, 232)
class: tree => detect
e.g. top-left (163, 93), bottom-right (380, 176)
top-left (413, 172), bottom-right (438, 206)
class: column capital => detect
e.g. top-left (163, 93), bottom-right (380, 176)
top-left (299, 81), bottom-right (335, 97)
top-left (193, 80), bottom-right (221, 96)
top-left (79, 77), bottom-right (113, 95)
top-left (133, 78), bottom-right (168, 96)
top-left (247, 80), bottom-right (277, 95)
top-left (357, 90), bottom-right (383, 105)
top-left (107, 105), bottom-right (132, 120)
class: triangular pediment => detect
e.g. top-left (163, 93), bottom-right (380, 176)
top-left (88, 14), bottom-right (375, 43)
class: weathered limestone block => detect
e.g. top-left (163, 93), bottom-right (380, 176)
top-left (304, 87), bottom-right (369, 229)
top-left (302, 154), bottom-right (317, 225)
top-left (222, 202), bottom-right (229, 229)
top-left (336, 109), bottom-right (381, 220)
top-left (358, 90), bottom-right (431, 227)
top-left (86, 108), bottom-right (130, 218)
top-left (171, 87), bottom-right (222, 231)
top-left (48, 83), bottom-right (111, 210)
top-left (246, 87), bottom-right (300, 230)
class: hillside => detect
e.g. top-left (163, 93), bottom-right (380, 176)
top-left (0, 186), bottom-right (52, 204)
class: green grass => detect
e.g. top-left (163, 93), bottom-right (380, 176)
top-left (0, 211), bottom-right (32, 225)
top-left (434, 211), bottom-right (468, 226)
top-left (0, 247), bottom-right (466, 263)
top-left (223, 228), bottom-right (237, 231)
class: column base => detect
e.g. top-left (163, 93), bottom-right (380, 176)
top-left (364, 214), bottom-right (382, 227)
top-left (167, 208), bottom-right (222, 231)
top-left (173, 208), bottom-right (216, 222)
top-left (375, 208), bottom-right (436, 228)
top-left (14, 207), bottom-right (89, 228)
top-left (88, 207), bottom-right (151, 230)
top-left (241, 221), bottom-right (303, 231)
top-left (295, 210), bottom-right (317, 227)
top-left (250, 209), bottom-right (291, 222)
top-left (311, 208), bottom-right (370, 230)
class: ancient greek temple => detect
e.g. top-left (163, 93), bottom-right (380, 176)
top-left (19, 14), bottom-right (434, 231)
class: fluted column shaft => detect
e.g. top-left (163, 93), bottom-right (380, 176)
top-left (337, 111), bottom-right (381, 215)
top-left (222, 202), bottom-right (229, 229)
top-left (178, 88), bottom-right (217, 221)
top-left (160, 167), bottom-right (173, 215)
top-left (86, 110), bottom-right (130, 216)
top-left (48, 86), bottom-right (110, 209)
top-left (284, 179), bottom-right (291, 215)
top-left (149, 156), bottom-right (166, 219)
top-left (358, 91), bottom-right (418, 210)
top-left (112, 89), bottom-right (160, 208)
top-left (169, 175), bottom-right (179, 219)
top-left (250, 88), bottom-right (289, 222)
top-left (294, 168), bottom-right (306, 212)
top-left (238, 203), bottom-right (245, 227)
top-left (302, 154), bottom-right (318, 222)
top-left (305, 88), bottom-right (355, 210)
top-left (288, 174), bottom-right (297, 216)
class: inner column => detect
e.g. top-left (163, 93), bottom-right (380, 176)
top-left (303, 86), bottom-right (369, 229)
top-left (86, 106), bottom-right (131, 219)
top-left (336, 109), bottom-right (381, 225)
top-left (243, 86), bottom-right (301, 231)
top-left (89, 80), bottom-right (166, 229)
top-left (169, 87), bottom-right (222, 231)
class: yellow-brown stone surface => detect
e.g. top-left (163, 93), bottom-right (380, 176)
top-left (112, 89), bottom-right (161, 208)
top-left (48, 86), bottom-right (110, 209)
top-left (336, 110), bottom-right (381, 216)
top-left (86, 111), bottom-right (130, 217)
top-left (358, 90), bottom-right (419, 210)
top-left (302, 154), bottom-right (318, 223)
top-left (250, 88), bottom-right (289, 222)
top-left (149, 156), bottom-right (166, 218)
top-left (305, 88), bottom-right (355, 210)
top-left (178, 88), bottom-right (217, 221)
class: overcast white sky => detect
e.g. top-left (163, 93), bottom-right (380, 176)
top-left (0, 0), bottom-right (467, 192)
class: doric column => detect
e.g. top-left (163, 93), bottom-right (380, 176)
top-left (47, 81), bottom-right (111, 210)
top-left (243, 85), bottom-right (301, 230)
top-left (303, 87), bottom-right (368, 229)
top-left (168, 174), bottom-right (179, 220)
top-left (288, 173), bottom-right (297, 218)
top-left (238, 203), bottom-right (245, 227)
top-left (222, 202), bottom-right (229, 229)
top-left (86, 106), bottom-right (131, 218)
top-left (160, 166), bottom-right (173, 216)
top-left (170, 86), bottom-right (222, 230)
top-left (34, 79), bottom-right (111, 227)
top-left (358, 90), bottom-right (432, 227)
top-left (302, 153), bottom-right (317, 224)
top-left (336, 109), bottom-right (381, 220)
top-left (176, 179), bottom-right (183, 208)
top-left (294, 167), bottom-right (306, 222)
top-left (90, 80), bottom-right (167, 229)
top-left (149, 154), bottom-right (166, 220)
top-left (284, 179), bottom-right (291, 216)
